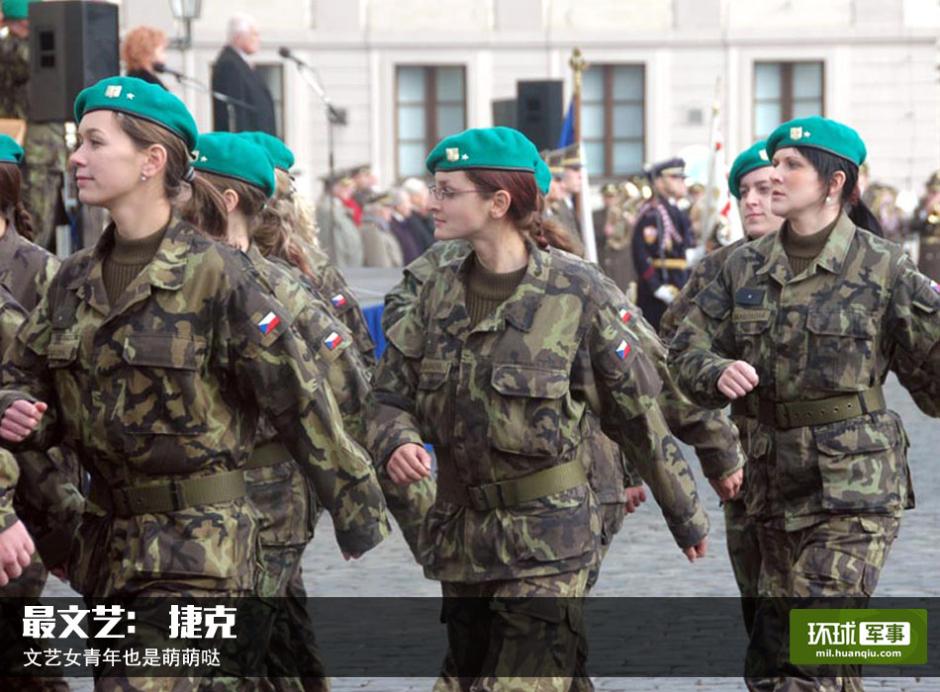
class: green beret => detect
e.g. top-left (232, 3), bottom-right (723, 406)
top-left (0, 134), bottom-right (24, 165)
top-left (193, 132), bottom-right (276, 198)
top-left (426, 127), bottom-right (551, 195)
top-left (2, 0), bottom-right (35, 20)
top-left (74, 76), bottom-right (199, 154)
top-left (728, 140), bottom-right (772, 199)
top-left (239, 131), bottom-right (294, 172)
top-left (766, 116), bottom-right (866, 168)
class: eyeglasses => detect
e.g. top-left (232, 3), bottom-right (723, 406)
top-left (428, 185), bottom-right (482, 201)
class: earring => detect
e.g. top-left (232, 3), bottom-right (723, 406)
top-left (140, 174), bottom-right (148, 182)
top-left (825, 195), bottom-right (831, 204)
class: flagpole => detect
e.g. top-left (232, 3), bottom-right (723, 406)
top-left (570, 48), bottom-right (598, 263)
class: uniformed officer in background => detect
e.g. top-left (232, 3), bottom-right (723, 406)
top-left (632, 157), bottom-right (693, 331)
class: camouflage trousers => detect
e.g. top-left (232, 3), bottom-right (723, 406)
top-left (93, 587), bottom-right (258, 692)
top-left (436, 568), bottom-right (589, 692)
top-left (251, 548), bottom-right (329, 692)
top-left (22, 168), bottom-right (64, 250)
top-left (569, 501), bottom-right (627, 692)
top-left (724, 497), bottom-right (762, 635)
top-left (745, 514), bottom-right (900, 692)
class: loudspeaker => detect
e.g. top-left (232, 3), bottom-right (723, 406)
top-left (492, 98), bottom-right (517, 129)
top-left (28, 1), bottom-right (120, 123)
top-left (516, 80), bottom-right (563, 151)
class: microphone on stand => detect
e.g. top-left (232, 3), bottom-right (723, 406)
top-left (278, 46), bottom-right (311, 69)
top-left (278, 47), bottom-right (345, 125)
top-left (153, 63), bottom-right (186, 80)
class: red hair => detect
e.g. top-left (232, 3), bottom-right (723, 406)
top-left (463, 169), bottom-right (579, 255)
top-left (121, 26), bottom-right (166, 72)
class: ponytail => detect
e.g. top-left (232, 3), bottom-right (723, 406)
top-left (798, 146), bottom-right (883, 237)
top-left (180, 174), bottom-right (228, 239)
top-left (847, 199), bottom-right (884, 238)
top-left (12, 201), bottom-right (34, 241)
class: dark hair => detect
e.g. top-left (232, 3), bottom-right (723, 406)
top-left (0, 162), bottom-right (35, 240)
top-left (463, 169), bottom-right (580, 255)
top-left (196, 170), bottom-right (267, 237)
top-left (797, 146), bottom-right (883, 237)
top-left (115, 112), bottom-right (228, 237)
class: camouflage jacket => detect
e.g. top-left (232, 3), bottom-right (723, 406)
top-left (370, 241), bottom-right (709, 582)
top-left (0, 217), bottom-right (388, 595)
top-left (303, 240), bottom-right (377, 367)
top-left (0, 32), bottom-right (67, 170)
top-left (0, 291), bottom-right (26, 532)
top-left (670, 213), bottom-right (940, 529)
top-left (0, 227), bottom-right (60, 312)
top-left (244, 244), bottom-right (381, 548)
top-left (0, 285), bottom-right (83, 562)
top-left (269, 249), bottom-right (435, 560)
top-left (390, 242), bottom-right (745, 498)
top-left (660, 238), bottom-right (747, 344)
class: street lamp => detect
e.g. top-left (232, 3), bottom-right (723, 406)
top-left (168, 0), bottom-right (202, 51)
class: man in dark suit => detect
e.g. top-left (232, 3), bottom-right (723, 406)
top-left (211, 13), bottom-right (277, 134)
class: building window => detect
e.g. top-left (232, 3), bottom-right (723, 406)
top-left (396, 65), bottom-right (466, 179)
top-left (255, 63), bottom-right (285, 139)
top-left (753, 61), bottom-right (824, 139)
top-left (582, 64), bottom-right (645, 179)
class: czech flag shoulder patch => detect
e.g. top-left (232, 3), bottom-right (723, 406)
top-left (330, 293), bottom-right (348, 309)
top-left (616, 339), bottom-right (631, 360)
top-left (931, 280), bottom-right (940, 295)
top-left (258, 311), bottom-right (281, 336)
top-left (619, 308), bottom-right (633, 324)
top-left (324, 331), bottom-right (343, 351)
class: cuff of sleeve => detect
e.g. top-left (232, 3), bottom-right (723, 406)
top-left (377, 430), bottom-right (426, 470)
top-left (697, 358), bottom-right (736, 409)
top-left (699, 447), bottom-right (747, 481)
top-left (666, 504), bottom-right (710, 549)
top-left (621, 457), bottom-right (644, 488)
top-left (334, 514), bottom-right (391, 557)
top-left (0, 494), bottom-right (18, 532)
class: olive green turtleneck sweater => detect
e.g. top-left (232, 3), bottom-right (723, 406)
top-left (782, 215), bottom-right (840, 275)
top-left (102, 225), bottom-right (167, 305)
top-left (464, 254), bottom-right (528, 328)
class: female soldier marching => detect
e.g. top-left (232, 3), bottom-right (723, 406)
top-left (660, 140), bottom-right (785, 634)
top-left (0, 76), bottom-right (388, 687)
top-left (369, 127), bottom-right (711, 690)
top-left (669, 116), bottom-right (940, 689)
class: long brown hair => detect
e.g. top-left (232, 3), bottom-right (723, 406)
top-left (200, 169), bottom-right (314, 276)
top-left (254, 169), bottom-right (315, 277)
top-left (463, 168), bottom-right (579, 255)
top-left (0, 162), bottom-right (35, 240)
top-left (115, 112), bottom-right (228, 237)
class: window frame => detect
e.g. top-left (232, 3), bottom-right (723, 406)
top-left (752, 60), bottom-right (826, 140)
top-left (394, 64), bottom-right (468, 180)
top-left (582, 63), bottom-right (647, 180)
top-left (254, 62), bottom-right (286, 139)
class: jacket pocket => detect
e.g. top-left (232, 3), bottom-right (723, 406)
top-left (732, 308), bottom-right (771, 365)
top-left (805, 307), bottom-right (877, 391)
top-left (416, 358), bottom-right (452, 445)
top-left (814, 411), bottom-right (904, 512)
top-left (489, 364), bottom-right (569, 457)
top-left (121, 334), bottom-right (208, 436)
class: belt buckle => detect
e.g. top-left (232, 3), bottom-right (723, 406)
top-left (775, 404), bottom-right (790, 429)
top-left (168, 481), bottom-right (184, 511)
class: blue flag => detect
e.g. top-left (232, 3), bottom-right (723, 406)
top-left (557, 98), bottom-right (574, 148)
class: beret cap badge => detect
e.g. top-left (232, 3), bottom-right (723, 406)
top-left (446, 147), bottom-right (460, 162)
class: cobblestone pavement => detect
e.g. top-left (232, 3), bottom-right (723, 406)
top-left (53, 374), bottom-right (939, 690)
